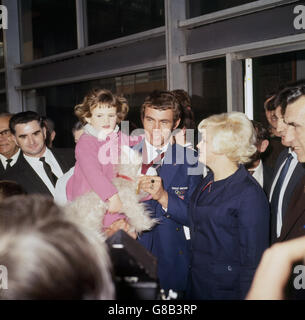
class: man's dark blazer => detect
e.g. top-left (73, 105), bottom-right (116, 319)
top-left (0, 150), bottom-right (22, 177)
top-left (0, 161), bottom-right (5, 176)
top-left (134, 141), bottom-right (202, 292)
top-left (277, 175), bottom-right (305, 300)
top-left (263, 136), bottom-right (285, 169)
top-left (1, 148), bottom-right (75, 196)
top-left (277, 175), bottom-right (305, 242)
top-left (262, 162), bottom-right (273, 195)
top-left (270, 149), bottom-right (305, 244)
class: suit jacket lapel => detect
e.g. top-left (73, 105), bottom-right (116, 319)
top-left (0, 161), bottom-right (5, 175)
top-left (282, 162), bottom-right (305, 216)
top-left (271, 148), bottom-right (288, 181)
top-left (18, 153), bottom-right (52, 195)
top-left (279, 176), bottom-right (305, 241)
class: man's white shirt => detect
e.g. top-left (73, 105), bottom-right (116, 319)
top-left (252, 159), bottom-right (264, 188)
top-left (144, 139), bottom-right (169, 163)
top-left (269, 149), bottom-right (298, 238)
top-left (0, 149), bottom-right (21, 169)
top-left (54, 166), bottom-right (74, 206)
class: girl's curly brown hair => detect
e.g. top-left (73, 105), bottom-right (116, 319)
top-left (75, 88), bottom-right (127, 124)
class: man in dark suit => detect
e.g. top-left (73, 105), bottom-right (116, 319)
top-left (273, 82), bottom-right (305, 300)
top-left (278, 83), bottom-right (305, 242)
top-left (135, 91), bottom-right (201, 298)
top-left (0, 113), bottom-right (20, 175)
top-left (2, 111), bottom-right (74, 197)
top-left (269, 89), bottom-right (305, 244)
top-left (246, 120), bottom-right (273, 195)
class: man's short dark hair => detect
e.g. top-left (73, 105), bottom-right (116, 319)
top-left (274, 88), bottom-right (291, 115)
top-left (42, 117), bottom-right (55, 133)
top-left (141, 90), bottom-right (181, 124)
top-left (251, 120), bottom-right (270, 143)
top-left (264, 94), bottom-right (276, 111)
top-left (172, 89), bottom-right (195, 130)
top-left (72, 121), bottom-right (84, 133)
top-left (273, 80), bottom-right (305, 115)
top-left (283, 82), bottom-right (305, 107)
top-left (9, 111), bottom-right (45, 135)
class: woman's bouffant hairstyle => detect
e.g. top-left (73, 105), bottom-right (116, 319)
top-left (198, 112), bottom-right (257, 165)
top-left (75, 88), bottom-right (127, 124)
top-left (0, 195), bottom-right (114, 300)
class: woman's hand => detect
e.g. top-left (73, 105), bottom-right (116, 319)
top-left (246, 236), bottom-right (305, 300)
top-left (108, 193), bottom-right (123, 213)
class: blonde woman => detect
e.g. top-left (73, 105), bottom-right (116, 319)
top-left (187, 112), bottom-right (269, 300)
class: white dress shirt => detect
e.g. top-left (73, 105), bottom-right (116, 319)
top-left (251, 160), bottom-right (264, 188)
top-left (269, 149), bottom-right (298, 238)
top-left (0, 149), bottom-right (21, 169)
top-left (54, 166), bottom-right (74, 206)
top-left (138, 140), bottom-right (169, 176)
top-left (24, 148), bottom-right (64, 196)
top-left (144, 139), bottom-right (169, 164)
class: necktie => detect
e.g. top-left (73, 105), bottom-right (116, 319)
top-left (141, 150), bottom-right (165, 175)
top-left (6, 159), bottom-right (13, 169)
top-left (39, 157), bottom-right (58, 187)
top-left (271, 153), bottom-right (293, 222)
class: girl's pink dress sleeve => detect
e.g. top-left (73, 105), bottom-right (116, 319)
top-left (73, 135), bottom-right (118, 202)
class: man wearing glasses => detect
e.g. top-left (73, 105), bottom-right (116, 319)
top-left (0, 113), bottom-right (20, 175)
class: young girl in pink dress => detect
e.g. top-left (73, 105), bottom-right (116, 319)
top-left (66, 89), bottom-right (138, 235)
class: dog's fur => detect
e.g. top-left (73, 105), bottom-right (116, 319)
top-left (64, 147), bottom-right (157, 239)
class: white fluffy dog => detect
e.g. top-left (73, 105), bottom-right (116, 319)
top-left (64, 146), bottom-right (158, 239)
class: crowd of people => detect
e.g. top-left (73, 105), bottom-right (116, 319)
top-left (0, 83), bottom-right (305, 300)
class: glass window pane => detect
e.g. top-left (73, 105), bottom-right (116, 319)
top-left (87, 0), bottom-right (165, 45)
top-left (0, 30), bottom-right (4, 69)
top-left (23, 69), bottom-right (166, 148)
top-left (0, 72), bottom-right (5, 90)
top-left (0, 93), bottom-right (6, 112)
top-left (252, 51), bottom-right (305, 125)
top-left (187, 0), bottom-right (257, 18)
top-left (191, 58), bottom-right (227, 126)
top-left (20, 0), bottom-right (77, 62)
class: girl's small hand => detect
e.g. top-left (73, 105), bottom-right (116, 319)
top-left (108, 193), bottom-right (123, 213)
top-left (105, 219), bottom-right (137, 239)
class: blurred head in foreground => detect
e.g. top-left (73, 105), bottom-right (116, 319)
top-left (0, 195), bottom-right (114, 300)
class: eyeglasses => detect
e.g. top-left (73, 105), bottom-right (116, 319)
top-left (0, 129), bottom-right (11, 137)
